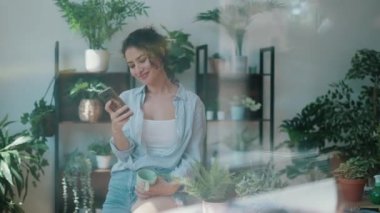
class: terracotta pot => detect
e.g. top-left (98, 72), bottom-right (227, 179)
top-left (337, 178), bottom-right (367, 202)
top-left (78, 99), bottom-right (102, 123)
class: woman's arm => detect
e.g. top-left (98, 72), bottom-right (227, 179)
top-left (105, 100), bottom-right (135, 160)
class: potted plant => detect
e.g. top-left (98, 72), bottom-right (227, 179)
top-left (161, 25), bottom-right (195, 78)
top-left (208, 53), bottom-right (226, 74)
top-left (234, 161), bottom-right (287, 197)
top-left (334, 156), bottom-right (376, 202)
top-left (280, 49), bottom-right (380, 161)
top-left (195, 0), bottom-right (283, 72)
top-left (0, 115), bottom-right (49, 212)
top-left (62, 149), bottom-right (94, 213)
top-left (21, 99), bottom-right (55, 137)
top-left (21, 76), bottom-right (56, 137)
top-left (180, 162), bottom-right (234, 213)
top-left (230, 95), bottom-right (261, 120)
top-left (54, 0), bottom-right (149, 72)
top-left (68, 78), bottom-right (107, 122)
top-left (223, 126), bottom-right (258, 152)
top-left (88, 138), bottom-right (113, 169)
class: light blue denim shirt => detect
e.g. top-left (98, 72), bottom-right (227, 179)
top-left (110, 83), bottom-right (206, 179)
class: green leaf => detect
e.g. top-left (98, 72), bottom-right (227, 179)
top-left (0, 160), bottom-right (13, 186)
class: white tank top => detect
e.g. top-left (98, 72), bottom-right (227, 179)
top-left (142, 119), bottom-right (177, 156)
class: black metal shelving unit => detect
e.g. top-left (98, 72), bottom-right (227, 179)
top-left (53, 41), bottom-right (132, 212)
top-left (195, 45), bottom-right (275, 160)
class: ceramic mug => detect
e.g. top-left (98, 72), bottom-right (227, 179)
top-left (136, 169), bottom-right (157, 191)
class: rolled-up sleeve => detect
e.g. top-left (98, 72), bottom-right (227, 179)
top-left (171, 98), bottom-right (206, 179)
top-left (109, 134), bottom-right (135, 162)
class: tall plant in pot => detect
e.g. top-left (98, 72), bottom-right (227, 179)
top-left (195, 0), bottom-right (283, 72)
top-left (54, 0), bottom-right (149, 72)
top-left (68, 78), bottom-right (107, 123)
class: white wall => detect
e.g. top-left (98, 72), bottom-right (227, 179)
top-left (1, 0), bottom-right (380, 212)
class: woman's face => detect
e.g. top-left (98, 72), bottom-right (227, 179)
top-left (125, 47), bottom-right (164, 85)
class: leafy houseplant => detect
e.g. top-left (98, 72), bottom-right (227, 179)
top-left (69, 79), bottom-right (107, 122)
top-left (55, 0), bottom-right (148, 49)
top-left (21, 99), bottom-right (55, 137)
top-left (234, 161), bottom-right (287, 197)
top-left (161, 25), bottom-right (195, 78)
top-left (181, 162), bottom-right (234, 203)
top-left (54, 0), bottom-right (149, 72)
top-left (88, 138), bottom-right (113, 169)
top-left (21, 76), bottom-right (56, 137)
top-left (0, 116), bottom-right (49, 212)
top-left (88, 140), bottom-right (111, 156)
top-left (62, 150), bottom-right (94, 213)
top-left (281, 49), bottom-right (380, 159)
top-left (279, 49), bottom-right (380, 181)
top-left (195, 0), bottom-right (283, 56)
top-left (68, 78), bottom-right (107, 102)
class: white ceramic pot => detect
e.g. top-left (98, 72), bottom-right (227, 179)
top-left (85, 49), bottom-right (110, 72)
top-left (96, 155), bottom-right (112, 169)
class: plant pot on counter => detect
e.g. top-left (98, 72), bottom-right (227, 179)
top-left (337, 178), bottom-right (367, 202)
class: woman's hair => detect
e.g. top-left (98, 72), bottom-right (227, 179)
top-left (121, 27), bottom-right (168, 69)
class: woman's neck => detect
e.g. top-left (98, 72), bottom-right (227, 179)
top-left (146, 75), bottom-right (176, 96)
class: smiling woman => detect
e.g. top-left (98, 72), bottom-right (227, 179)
top-left (101, 27), bottom-right (206, 213)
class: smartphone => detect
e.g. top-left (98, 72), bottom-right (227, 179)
top-left (98, 87), bottom-right (126, 112)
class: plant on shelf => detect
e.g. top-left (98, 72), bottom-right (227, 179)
top-left (0, 115), bottom-right (49, 212)
top-left (208, 52), bottom-right (226, 74)
top-left (54, 0), bottom-right (149, 72)
top-left (280, 48), bottom-right (380, 161)
top-left (195, 0), bottom-right (284, 57)
top-left (88, 137), bottom-right (113, 169)
top-left (68, 78), bottom-right (108, 122)
top-left (62, 149), bottom-right (94, 213)
top-left (334, 156), bottom-right (376, 202)
top-left (230, 95), bottom-right (261, 120)
top-left (68, 78), bottom-right (108, 101)
top-left (180, 162), bottom-right (234, 203)
top-left (161, 25), bottom-right (195, 78)
top-left (223, 126), bottom-right (258, 151)
top-left (234, 161), bottom-right (287, 197)
top-left (21, 76), bottom-right (56, 137)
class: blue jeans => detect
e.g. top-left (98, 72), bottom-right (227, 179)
top-left (102, 168), bottom-right (172, 213)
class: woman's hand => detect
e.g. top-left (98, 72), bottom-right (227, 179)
top-left (104, 100), bottom-right (133, 133)
top-left (135, 177), bottom-right (180, 199)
